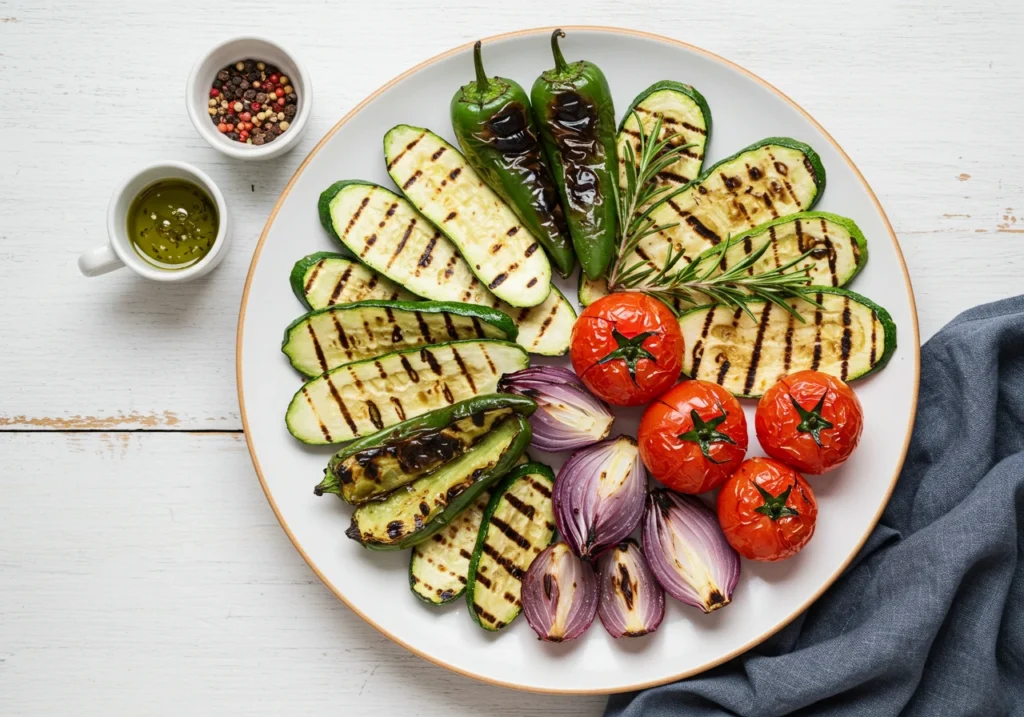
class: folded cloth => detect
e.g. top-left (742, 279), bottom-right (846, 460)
top-left (607, 297), bottom-right (1024, 717)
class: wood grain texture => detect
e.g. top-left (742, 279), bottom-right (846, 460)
top-left (1, 0), bottom-right (1021, 713)
top-left (0, 432), bottom-right (606, 715)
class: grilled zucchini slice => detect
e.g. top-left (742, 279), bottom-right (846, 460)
top-left (679, 287), bottom-right (896, 398)
top-left (689, 211), bottom-right (867, 288)
top-left (319, 180), bottom-right (495, 305)
top-left (409, 487), bottom-right (493, 605)
top-left (384, 125), bottom-right (553, 308)
top-left (618, 81), bottom-right (712, 192)
top-left (504, 285), bottom-right (576, 356)
top-left (316, 394), bottom-right (535, 505)
top-left (285, 339), bottom-right (529, 444)
top-left (346, 414), bottom-right (531, 550)
top-left (579, 211), bottom-right (867, 310)
top-left (408, 453), bottom-right (532, 605)
top-left (317, 182), bottom-right (573, 355)
top-left (466, 462), bottom-right (556, 631)
top-left (282, 300), bottom-right (517, 377)
top-left (628, 137), bottom-right (826, 276)
top-left (290, 252), bottom-right (416, 310)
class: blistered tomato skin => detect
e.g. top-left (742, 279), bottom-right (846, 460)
top-left (638, 380), bottom-right (748, 494)
top-left (717, 457), bottom-right (817, 562)
top-left (755, 370), bottom-right (863, 475)
top-left (569, 293), bottom-right (684, 407)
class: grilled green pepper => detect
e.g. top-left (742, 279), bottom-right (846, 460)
top-left (450, 42), bottom-right (575, 278)
top-left (531, 29), bottom-right (618, 281)
top-left (315, 393), bottom-right (536, 505)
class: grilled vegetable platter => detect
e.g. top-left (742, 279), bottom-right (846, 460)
top-left (239, 27), bottom-right (917, 692)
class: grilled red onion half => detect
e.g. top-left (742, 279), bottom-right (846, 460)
top-left (596, 539), bottom-right (665, 638)
top-left (554, 435), bottom-right (646, 561)
top-left (642, 489), bottom-right (740, 613)
top-left (521, 543), bottom-right (599, 642)
top-left (498, 366), bottom-right (614, 452)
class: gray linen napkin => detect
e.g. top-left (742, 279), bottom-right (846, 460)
top-left (607, 297), bottom-right (1024, 717)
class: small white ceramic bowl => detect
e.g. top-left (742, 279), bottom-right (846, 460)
top-left (186, 36), bottom-right (312, 160)
top-left (78, 160), bottom-right (230, 281)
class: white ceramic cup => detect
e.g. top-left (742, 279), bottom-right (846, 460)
top-left (78, 161), bottom-right (230, 281)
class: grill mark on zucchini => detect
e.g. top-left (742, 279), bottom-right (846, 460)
top-left (451, 347), bottom-right (477, 393)
top-left (386, 132), bottom-right (426, 169)
top-left (691, 305), bottom-right (718, 377)
top-left (870, 310), bottom-right (878, 366)
top-left (400, 356), bottom-right (419, 383)
top-left (743, 302), bottom-right (774, 396)
top-left (304, 260), bottom-right (324, 293)
top-left (821, 218), bottom-right (839, 286)
top-left (811, 292), bottom-right (824, 371)
top-left (390, 397), bottom-right (406, 421)
top-left (634, 105), bottom-right (708, 135)
top-left (488, 515), bottom-right (532, 550)
top-left (343, 196), bottom-right (371, 238)
top-left (481, 543), bottom-right (526, 580)
top-left (301, 388), bottom-right (332, 442)
top-left (685, 216), bottom-right (722, 244)
top-left (479, 344), bottom-right (497, 375)
top-left (329, 315), bottom-right (352, 357)
top-left (504, 493), bottom-right (535, 519)
top-left (305, 323), bottom-right (328, 374)
top-left (716, 358), bottom-right (731, 386)
top-left (840, 296), bottom-right (853, 381)
top-left (783, 310), bottom-right (795, 373)
top-left (422, 347), bottom-right (442, 375)
top-left (324, 375), bottom-right (358, 434)
top-left (471, 317), bottom-right (486, 339)
top-left (329, 264), bottom-right (354, 305)
top-left (414, 311), bottom-right (434, 344)
top-left (386, 219), bottom-right (416, 270)
top-left (402, 170), bottom-right (423, 190)
top-left (431, 146), bottom-right (446, 161)
top-left (417, 234), bottom-right (438, 268)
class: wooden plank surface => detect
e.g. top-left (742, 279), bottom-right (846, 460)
top-left (1, 0), bottom-right (1021, 714)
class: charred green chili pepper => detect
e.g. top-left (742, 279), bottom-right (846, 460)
top-left (450, 42), bottom-right (576, 278)
top-left (531, 29), bottom-right (618, 281)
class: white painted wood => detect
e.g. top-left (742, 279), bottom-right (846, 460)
top-left (1, 0), bottom-right (1021, 712)
top-left (0, 432), bottom-right (606, 716)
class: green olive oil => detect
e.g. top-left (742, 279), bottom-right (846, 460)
top-left (127, 179), bottom-right (219, 269)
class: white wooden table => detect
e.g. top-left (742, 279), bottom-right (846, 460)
top-left (2, 1), bottom-right (1021, 714)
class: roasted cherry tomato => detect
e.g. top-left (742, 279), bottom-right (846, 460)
top-left (755, 370), bottom-right (863, 475)
top-left (717, 457), bottom-right (817, 562)
top-left (569, 293), bottom-right (683, 407)
top-left (638, 380), bottom-right (748, 494)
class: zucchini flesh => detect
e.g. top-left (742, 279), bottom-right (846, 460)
top-left (384, 125), bottom-right (552, 308)
top-left (282, 300), bottom-right (516, 378)
top-left (327, 408), bottom-right (512, 505)
top-left (689, 211), bottom-right (867, 289)
top-left (346, 415), bottom-right (530, 550)
top-left (618, 82), bottom-right (711, 192)
top-left (579, 211), bottom-right (865, 312)
top-left (322, 181), bottom-right (495, 305)
top-left (630, 138), bottom-right (825, 278)
top-left (291, 253), bottom-right (415, 311)
top-left (285, 339), bottom-right (529, 445)
top-left (317, 182), bottom-right (571, 355)
top-left (410, 488), bottom-right (493, 605)
top-left (679, 288), bottom-right (896, 398)
top-left (578, 275), bottom-right (608, 308)
top-left (503, 285), bottom-right (576, 356)
top-left (466, 463), bottom-right (556, 631)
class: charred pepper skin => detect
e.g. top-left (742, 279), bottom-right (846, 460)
top-left (450, 42), bottom-right (576, 278)
top-left (531, 29), bottom-right (618, 281)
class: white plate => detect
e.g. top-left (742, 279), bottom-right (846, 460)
top-left (237, 27), bottom-right (920, 694)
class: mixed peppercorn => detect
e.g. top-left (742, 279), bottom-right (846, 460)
top-left (208, 59), bottom-right (298, 145)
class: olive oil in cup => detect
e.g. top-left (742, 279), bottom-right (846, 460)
top-left (127, 179), bottom-right (219, 270)
top-left (78, 161), bottom-right (230, 281)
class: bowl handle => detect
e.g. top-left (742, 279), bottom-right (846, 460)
top-left (78, 244), bottom-right (124, 277)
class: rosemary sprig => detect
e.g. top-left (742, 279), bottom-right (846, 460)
top-left (606, 111), bottom-right (821, 321)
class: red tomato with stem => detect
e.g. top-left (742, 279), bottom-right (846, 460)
top-left (569, 293), bottom-right (684, 407)
top-left (638, 380), bottom-right (748, 493)
top-left (717, 457), bottom-right (818, 562)
top-left (755, 370), bottom-right (863, 475)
